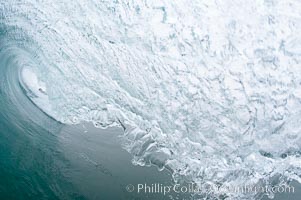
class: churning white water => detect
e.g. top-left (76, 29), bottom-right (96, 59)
top-left (1, 0), bottom-right (301, 199)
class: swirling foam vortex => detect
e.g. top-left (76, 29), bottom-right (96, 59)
top-left (1, 0), bottom-right (301, 199)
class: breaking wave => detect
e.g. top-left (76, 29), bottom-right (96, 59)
top-left (1, 0), bottom-right (301, 199)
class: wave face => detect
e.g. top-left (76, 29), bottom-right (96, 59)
top-left (1, 0), bottom-right (301, 199)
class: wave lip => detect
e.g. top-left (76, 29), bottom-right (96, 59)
top-left (2, 0), bottom-right (301, 199)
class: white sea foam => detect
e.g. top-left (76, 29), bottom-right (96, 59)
top-left (20, 67), bottom-right (54, 118)
top-left (1, 0), bottom-right (301, 199)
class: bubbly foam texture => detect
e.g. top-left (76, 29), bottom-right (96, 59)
top-left (1, 0), bottom-right (301, 199)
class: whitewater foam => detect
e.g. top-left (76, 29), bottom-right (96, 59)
top-left (1, 0), bottom-right (301, 199)
top-left (20, 67), bottom-right (53, 114)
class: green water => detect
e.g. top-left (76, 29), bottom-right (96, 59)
top-left (0, 86), bottom-right (179, 200)
top-left (0, 54), bottom-right (84, 199)
top-left (0, 54), bottom-right (180, 200)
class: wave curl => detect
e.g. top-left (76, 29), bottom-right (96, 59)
top-left (1, 0), bottom-right (301, 199)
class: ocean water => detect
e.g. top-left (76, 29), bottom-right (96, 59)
top-left (1, 0), bottom-right (301, 199)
